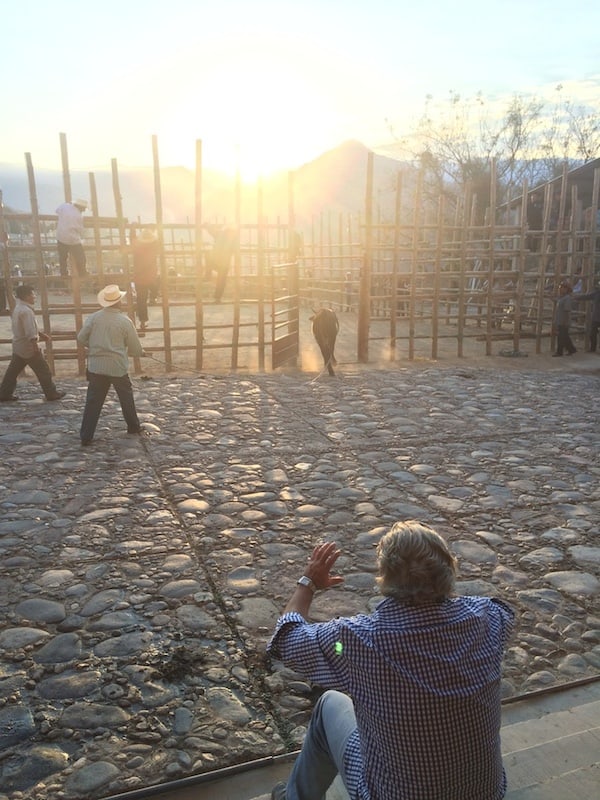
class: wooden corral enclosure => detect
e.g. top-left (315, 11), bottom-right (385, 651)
top-left (1, 137), bottom-right (599, 375)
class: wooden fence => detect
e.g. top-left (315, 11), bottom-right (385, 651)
top-left (1, 139), bottom-right (599, 374)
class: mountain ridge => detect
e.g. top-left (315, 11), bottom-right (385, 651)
top-left (0, 140), bottom-right (411, 231)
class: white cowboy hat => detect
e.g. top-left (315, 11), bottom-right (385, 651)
top-left (97, 284), bottom-right (127, 307)
top-left (139, 228), bottom-right (157, 242)
top-left (73, 198), bottom-right (88, 210)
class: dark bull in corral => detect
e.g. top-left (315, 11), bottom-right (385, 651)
top-left (310, 307), bottom-right (339, 375)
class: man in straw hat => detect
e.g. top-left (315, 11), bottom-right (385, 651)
top-left (56, 198), bottom-right (88, 277)
top-left (77, 284), bottom-right (146, 446)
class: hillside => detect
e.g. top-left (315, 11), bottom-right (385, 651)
top-left (0, 141), bottom-right (410, 230)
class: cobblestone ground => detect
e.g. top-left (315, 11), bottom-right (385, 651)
top-left (0, 359), bottom-right (599, 799)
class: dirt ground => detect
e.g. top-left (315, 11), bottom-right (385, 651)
top-left (1, 291), bottom-right (599, 380)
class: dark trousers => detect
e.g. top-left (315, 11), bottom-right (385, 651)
top-left (80, 372), bottom-right (140, 442)
top-left (556, 325), bottom-right (576, 355)
top-left (0, 351), bottom-right (57, 398)
top-left (589, 321), bottom-right (599, 352)
top-left (214, 265), bottom-right (229, 302)
top-left (135, 283), bottom-right (150, 324)
top-left (58, 241), bottom-right (87, 276)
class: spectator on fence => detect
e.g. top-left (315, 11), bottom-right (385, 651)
top-left (267, 520), bottom-right (515, 800)
top-left (573, 281), bottom-right (600, 353)
top-left (205, 225), bottom-right (238, 303)
top-left (56, 198), bottom-right (88, 277)
top-left (0, 284), bottom-right (65, 402)
top-left (129, 225), bottom-right (160, 331)
top-left (77, 284), bottom-right (146, 446)
top-left (526, 191), bottom-right (544, 252)
top-left (553, 281), bottom-right (577, 357)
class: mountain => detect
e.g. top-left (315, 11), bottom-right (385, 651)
top-left (0, 141), bottom-right (411, 231)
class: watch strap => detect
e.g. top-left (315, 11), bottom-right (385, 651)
top-left (297, 575), bottom-right (316, 592)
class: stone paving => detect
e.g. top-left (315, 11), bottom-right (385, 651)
top-left (0, 359), bottom-right (599, 799)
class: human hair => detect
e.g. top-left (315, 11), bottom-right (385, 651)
top-left (376, 520), bottom-right (457, 605)
top-left (15, 284), bottom-right (35, 300)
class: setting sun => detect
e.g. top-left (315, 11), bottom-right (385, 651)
top-left (156, 42), bottom-right (345, 180)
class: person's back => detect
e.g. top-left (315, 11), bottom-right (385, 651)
top-left (268, 521), bottom-right (514, 800)
top-left (344, 597), bottom-right (508, 799)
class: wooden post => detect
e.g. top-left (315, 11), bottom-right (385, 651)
top-left (390, 171), bottom-right (402, 361)
top-left (231, 169), bottom-right (242, 370)
top-left (59, 132), bottom-right (71, 203)
top-left (111, 157), bottom-right (140, 373)
top-left (0, 190), bottom-right (15, 312)
top-left (484, 160), bottom-right (497, 355)
top-left (24, 152), bottom-right (55, 372)
top-left (457, 185), bottom-right (469, 358)
top-left (89, 173), bottom-right (104, 284)
top-left (408, 169), bottom-right (423, 361)
top-left (431, 193), bottom-right (443, 359)
top-left (358, 151), bottom-right (373, 362)
top-left (153, 134), bottom-right (172, 371)
top-left (194, 139), bottom-right (204, 371)
top-left (257, 179), bottom-right (265, 371)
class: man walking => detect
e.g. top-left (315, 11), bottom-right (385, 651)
top-left (56, 198), bottom-right (88, 277)
top-left (268, 520), bottom-right (515, 800)
top-left (77, 284), bottom-right (145, 446)
top-left (0, 284), bottom-right (65, 402)
top-left (574, 280), bottom-right (600, 353)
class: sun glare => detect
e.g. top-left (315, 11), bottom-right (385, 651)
top-left (158, 49), bottom-right (338, 181)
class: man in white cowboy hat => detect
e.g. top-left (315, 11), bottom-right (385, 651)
top-left (77, 284), bottom-right (146, 446)
top-left (56, 198), bottom-right (88, 277)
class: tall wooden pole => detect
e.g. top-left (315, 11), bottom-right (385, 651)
top-left (194, 139), bottom-right (204, 371)
top-left (153, 134), bottom-right (172, 371)
top-left (358, 151), bottom-right (373, 362)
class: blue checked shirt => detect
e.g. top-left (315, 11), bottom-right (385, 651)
top-left (268, 595), bottom-right (514, 800)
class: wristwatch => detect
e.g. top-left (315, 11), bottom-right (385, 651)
top-left (297, 575), bottom-right (316, 593)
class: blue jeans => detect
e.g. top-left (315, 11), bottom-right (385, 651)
top-left (80, 372), bottom-right (140, 442)
top-left (0, 351), bottom-right (57, 398)
top-left (286, 690), bottom-right (361, 800)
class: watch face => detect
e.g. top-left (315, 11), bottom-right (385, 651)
top-left (298, 576), bottom-right (313, 588)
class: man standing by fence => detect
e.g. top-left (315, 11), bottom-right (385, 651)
top-left (0, 284), bottom-right (65, 402)
top-left (77, 284), bottom-right (146, 446)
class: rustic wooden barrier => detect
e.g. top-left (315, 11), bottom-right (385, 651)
top-left (1, 140), bottom-right (599, 374)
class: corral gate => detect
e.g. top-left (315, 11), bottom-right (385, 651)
top-left (271, 261), bottom-right (300, 369)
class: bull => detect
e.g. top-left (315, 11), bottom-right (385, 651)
top-left (310, 307), bottom-right (339, 376)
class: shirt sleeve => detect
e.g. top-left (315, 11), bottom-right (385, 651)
top-left (267, 612), bottom-right (349, 690)
top-left (490, 597), bottom-right (516, 645)
top-left (124, 318), bottom-right (144, 356)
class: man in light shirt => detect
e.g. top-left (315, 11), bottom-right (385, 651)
top-left (0, 284), bottom-right (65, 401)
top-left (77, 284), bottom-right (146, 446)
top-left (56, 198), bottom-right (88, 277)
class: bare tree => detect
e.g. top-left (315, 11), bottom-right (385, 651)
top-left (393, 87), bottom-right (600, 215)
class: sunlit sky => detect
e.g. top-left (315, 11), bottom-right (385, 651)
top-left (2, 0), bottom-right (599, 179)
